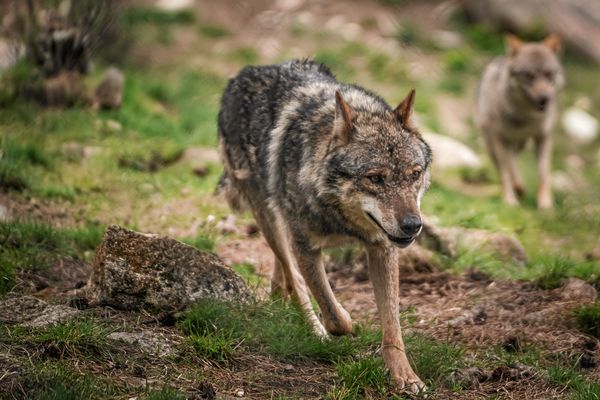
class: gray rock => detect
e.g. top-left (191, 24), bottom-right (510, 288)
top-left (107, 331), bottom-right (179, 357)
top-left (84, 225), bottom-right (250, 311)
top-left (0, 203), bottom-right (10, 222)
top-left (422, 132), bottom-right (482, 170)
top-left (421, 220), bottom-right (527, 265)
top-left (0, 296), bottom-right (79, 328)
top-left (94, 67), bottom-right (124, 110)
top-left (560, 278), bottom-right (597, 303)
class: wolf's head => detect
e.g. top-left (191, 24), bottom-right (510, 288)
top-left (320, 89), bottom-right (431, 247)
top-left (505, 34), bottom-right (564, 112)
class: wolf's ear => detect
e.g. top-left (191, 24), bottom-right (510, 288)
top-left (543, 34), bottom-right (561, 53)
top-left (334, 90), bottom-right (353, 145)
top-left (506, 34), bottom-right (523, 57)
top-left (393, 89), bottom-right (416, 129)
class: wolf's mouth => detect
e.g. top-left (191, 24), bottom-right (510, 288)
top-left (366, 212), bottom-right (415, 248)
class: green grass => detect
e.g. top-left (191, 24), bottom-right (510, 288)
top-left (0, 220), bottom-right (104, 294)
top-left (198, 24), bottom-right (230, 38)
top-left (181, 299), bottom-right (381, 362)
top-left (574, 302), bottom-right (600, 338)
top-left (548, 364), bottom-right (600, 400)
top-left (122, 8), bottom-right (195, 26)
top-left (328, 356), bottom-right (388, 399)
top-left (145, 387), bottom-right (186, 400)
top-left (14, 362), bottom-right (122, 400)
top-left (31, 319), bottom-right (112, 359)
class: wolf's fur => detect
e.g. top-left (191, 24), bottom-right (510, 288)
top-left (218, 59), bottom-right (431, 391)
top-left (475, 34), bottom-right (564, 209)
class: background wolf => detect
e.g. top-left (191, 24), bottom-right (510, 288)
top-left (475, 34), bottom-right (564, 209)
top-left (218, 59), bottom-right (431, 392)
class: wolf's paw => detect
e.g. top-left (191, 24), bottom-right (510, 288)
top-left (392, 372), bottom-right (427, 395)
top-left (323, 306), bottom-right (353, 335)
top-left (537, 192), bottom-right (554, 209)
top-left (502, 194), bottom-right (519, 206)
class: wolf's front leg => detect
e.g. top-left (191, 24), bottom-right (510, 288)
top-left (366, 244), bottom-right (425, 393)
top-left (535, 133), bottom-right (554, 209)
top-left (293, 240), bottom-right (353, 335)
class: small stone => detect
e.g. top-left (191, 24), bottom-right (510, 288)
top-left (0, 203), bottom-right (10, 222)
top-left (422, 132), bottom-right (482, 170)
top-left (155, 0), bottom-right (194, 12)
top-left (0, 296), bottom-right (80, 327)
top-left (192, 166), bottom-right (209, 178)
top-left (94, 68), bottom-right (124, 110)
top-left (560, 278), bottom-right (597, 303)
top-left (108, 331), bottom-right (178, 357)
top-left (432, 30), bottom-right (464, 49)
top-left (105, 119), bottom-right (122, 132)
top-left (216, 214), bottom-right (238, 235)
top-left (234, 389), bottom-right (244, 397)
top-left (562, 107), bottom-right (599, 144)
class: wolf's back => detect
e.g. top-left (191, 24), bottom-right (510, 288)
top-left (217, 60), bottom-right (337, 210)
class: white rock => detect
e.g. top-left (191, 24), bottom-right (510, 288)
top-left (155, 0), bottom-right (194, 12)
top-left (561, 107), bottom-right (599, 144)
top-left (340, 23), bottom-right (362, 41)
top-left (0, 204), bottom-right (9, 222)
top-left (422, 132), bottom-right (482, 169)
top-left (551, 170), bottom-right (576, 192)
top-left (432, 30), bottom-right (464, 49)
top-left (275, 0), bottom-right (304, 10)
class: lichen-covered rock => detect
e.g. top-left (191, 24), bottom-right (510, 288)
top-left (0, 296), bottom-right (79, 328)
top-left (421, 220), bottom-right (527, 265)
top-left (107, 331), bottom-right (180, 357)
top-left (560, 278), bottom-right (597, 303)
top-left (84, 225), bottom-right (250, 311)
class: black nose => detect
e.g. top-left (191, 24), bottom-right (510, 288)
top-left (536, 96), bottom-right (549, 110)
top-left (400, 214), bottom-right (422, 236)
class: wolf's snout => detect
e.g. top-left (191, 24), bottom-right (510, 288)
top-left (535, 96), bottom-right (549, 111)
top-left (399, 214), bottom-right (422, 236)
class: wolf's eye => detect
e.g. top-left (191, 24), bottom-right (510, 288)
top-left (368, 174), bottom-right (384, 185)
top-left (410, 170), bottom-right (421, 180)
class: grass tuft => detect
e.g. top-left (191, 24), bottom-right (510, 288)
top-left (574, 302), bottom-right (600, 338)
top-left (0, 221), bottom-right (103, 295)
top-left (330, 356), bottom-right (388, 399)
top-left (31, 319), bottom-right (112, 359)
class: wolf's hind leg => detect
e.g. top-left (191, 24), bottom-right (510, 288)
top-left (270, 257), bottom-right (291, 298)
top-left (366, 243), bottom-right (425, 394)
top-left (293, 242), bottom-right (352, 335)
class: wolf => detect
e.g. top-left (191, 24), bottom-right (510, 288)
top-left (475, 34), bottom-right (564, 209)
top-left (217, 59), bottom-right (431, 392)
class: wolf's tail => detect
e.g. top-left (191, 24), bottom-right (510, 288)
top-left (215, 172), bottom-right (249, 212)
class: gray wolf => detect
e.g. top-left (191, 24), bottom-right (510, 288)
top-left (217, 59), bottom-right (431, 392)
top-left (475, 34), bottom-right (564, 209)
